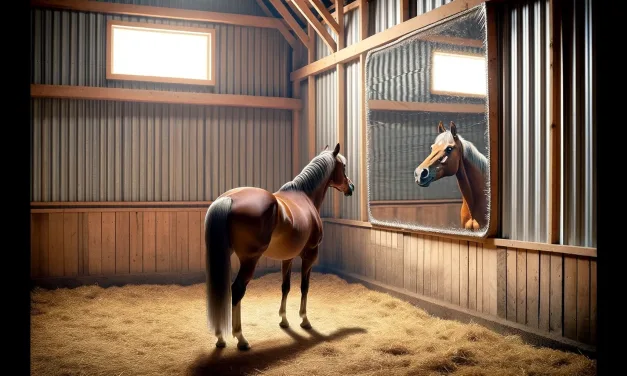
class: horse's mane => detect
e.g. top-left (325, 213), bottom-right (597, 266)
top-left (458, 135), bottom-right (488, 175)
top-left (434, 131), bottom-right (488, 175)
top-left (279, 150), bottom-right (344, 195)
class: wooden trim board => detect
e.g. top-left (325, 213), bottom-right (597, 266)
top-left (368, 100), bottom-right (485, 113)
top-left (31, 85), bottom-right (303, 111)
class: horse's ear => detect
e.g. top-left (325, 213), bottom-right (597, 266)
top-left (450, 121), bottom-right (457, 138)
top-left (333, 143), bottom-right (340, 156)
top-left (438, 121), bottom-right (446, 133)
top-left (323, 145), bottom-right (329, 152)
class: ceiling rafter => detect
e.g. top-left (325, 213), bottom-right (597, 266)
top-left (308, 0), bottom-right (339, 33)
top-left (290, 0), bottom-right (337, 52)
top-left (267, 0), bottom-right (310, 47)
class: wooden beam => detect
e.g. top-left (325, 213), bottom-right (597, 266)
top-left (359, 0), bottom-right (369, 222)
top-left (31, 84), bottom-right (303, 110)
top-left (333, 0), bottom-right (344, 219)
top-left (368, 100), bottom-right (485, 113)
top-left (285, 0), bottom-right (308, 24)
top-left (255, 0), bottom-right (298, 47)
top-left (308, 0), bottom-right (340, 33)
top-left (307, 24), bottom-right (317, 160)
top-left (488, 239), bottom-right (596, 259)
top-left (291, 0), bottom-right (487, 81)
top-left (548, 0), bottom-right (561, 244)
top-left (419, 34), bottom-right (485, 48)
top-left (291, 0), bottom-right (337, 52)
top-left (268, 0), bottom-right (311, 47)
top-left (485, 2), bottom-right (500, 238)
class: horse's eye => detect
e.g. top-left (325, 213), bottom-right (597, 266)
top-left (446, 147), bottom-right (453, 153)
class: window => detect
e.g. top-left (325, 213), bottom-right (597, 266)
top-left (430, 50), bottom-right (486, 97)
top-left (106, 20), bottom-right (216, 86)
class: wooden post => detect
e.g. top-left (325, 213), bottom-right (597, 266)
top-left (292, 78), bottom-right (301, 178)
top-left (307, 24), bottom-right (316, 160)
top-left (334, 1), bottom-right (345, 218)
top-left (548, 0), bottom-right (561, 244)
top-left (359, 0), bottom-right (369, 222)
top-left (401, 0), bottom-right (410, 22)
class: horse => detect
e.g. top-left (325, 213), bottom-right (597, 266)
top-left (413, 121), bottom-right (489, 231)
top-left (203, 143), bottom-right (354, 351)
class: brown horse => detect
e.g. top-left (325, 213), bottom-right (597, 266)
top-left (413, 121), bottom-right (488, 231)
top-left (204, 143), bottom-right (354, 351)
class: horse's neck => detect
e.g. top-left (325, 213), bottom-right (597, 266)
top-left (309, 180), bottom-right (331, 211)
top-left (455, 156), bottom-right (484, 210)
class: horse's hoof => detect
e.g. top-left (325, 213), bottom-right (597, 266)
top-left (215, 339), bottom-right (226, 348)
top-left (237, 341), bottom-right (251, 351)
top-left (300, 321), bottom-right (312, 330)
top-left (279, 320), bottom-right (290, 328)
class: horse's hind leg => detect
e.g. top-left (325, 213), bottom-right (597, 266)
top-left (231, 255), bottom-right (260, 351)
top-left (279, 259), bottom-right (294, 328)
top-left (299, 246), bottom-right (319, 330)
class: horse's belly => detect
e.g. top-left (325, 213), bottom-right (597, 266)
top-left (263, 226), bottom-right (310, 260)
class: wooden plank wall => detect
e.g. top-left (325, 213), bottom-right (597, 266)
top-left (319, 222), bottom-right (596, 347)
top-left (30, 210), bottom-right (288, 280)
top-left (320, 222), bottom-right (498, 317)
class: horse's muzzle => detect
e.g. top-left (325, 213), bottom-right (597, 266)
top-left (345, 182), bottom-right (355, 196)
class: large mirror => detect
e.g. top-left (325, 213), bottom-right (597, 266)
top-left (366, 4), bottom-right (492, 237)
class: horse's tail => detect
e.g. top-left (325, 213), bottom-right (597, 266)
top-left (204, 196), bottom-right (233, 337)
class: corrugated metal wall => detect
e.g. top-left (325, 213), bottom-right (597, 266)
top-left (416, 0), bottom-right (453, 16)
top-left (561, 0), bottom-right (595, 248)
top-left (369, 0), bottom-right (400, 35)
top-left (31, 0), bottom-right (294, 202)
top-left (31, 8), bottom-right (290, 96)
top-left (501, 0), bottom-right (549, 243)
top-left (298, 79), bottom-right (310, 172)
top-left (31, 99), bottom-right (293, 202)
top-left (501, 0), bottom-right (595, 247)
top-left (315, 69), bottom-right (337, 217)
top-left (342, 60), bottom-right (361, 219)
top-left (95, 0), bottom-right (267, 16)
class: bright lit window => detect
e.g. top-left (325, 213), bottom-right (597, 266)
top-left (431, 51), bottom-right (486, 97)
top-left (107, 20), bottom-right (215, 85)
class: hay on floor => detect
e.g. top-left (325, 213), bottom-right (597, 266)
top-left (31, 272), bottom-right (596, 376)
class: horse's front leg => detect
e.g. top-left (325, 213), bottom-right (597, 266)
top-left (279, 259), bottom-right (293, 328)
top-left (299, 246), bottom-right (318, 330)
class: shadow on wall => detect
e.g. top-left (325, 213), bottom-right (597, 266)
top-left (187, 327), bottom-right (367, 376)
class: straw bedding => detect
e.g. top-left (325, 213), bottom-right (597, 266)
top-left (31, 272), bottom-right (596, 376)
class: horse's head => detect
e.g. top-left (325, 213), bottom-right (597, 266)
top-left (414, 121), bottom-right (463, 187)
top-left (324, 143), bottom-right (354, 197)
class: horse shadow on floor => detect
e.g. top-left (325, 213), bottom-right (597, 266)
top-left (187, 326), bottom-right (368, 376)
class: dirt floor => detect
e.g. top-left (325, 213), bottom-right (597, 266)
top-left (31, 272), bottom-right (596, 376)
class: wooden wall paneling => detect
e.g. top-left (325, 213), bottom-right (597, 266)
top-left (506, 247), bottom-right (516, 321)
top-left (526, 249), bottom-right (540, 328)
top-left (576, 257), bottom-right (591, 344)
top-left (101, 212), bottom-right (116, 274)
top-left (442, 238), bottom-right (452, 303)
top-left (403, 234), bottom-right (413, 293)
top-left (539, 251), bottom-right (551, 331)
top-left (486, 244), bottom-right (498, 317)
top-left (176, 212), bottom-right (189, 272)
top-left (394, 232), bottom-right (403, 289)
top-left (496, 247), bottom-right (507, 318)
top-left (115, 212), bottom-right (130, 274)
top-left (476, 243), bottom-right (483, 313)
top-left (79, 213), bottom-right (89, 275)
top-left (549, 254), bottom-right (563, 334)
top-left (468, 242), bottom-right (477, 310)
top-left (143, 212), bottom-right (156, 273)
top-left (460, 240), bottom-right (469, 309)
top-left (200, 211), bottom-right (206, 270)
top-left (188, 212), bottom-right (201, 272)
top-left (169, 212), bottom-right (178, 272)
top-left (430, 235), bottom-right (438, 298)
top-left (590, 260), bottom-right (597, 344)
top-left (451, 239), bottom-right (460, 305)
top-left (63, 213), bottom-right (79, 276)
top-left (366, 228), bottom-right (375, 279)
top-left (35, 214), bottom-right (49, 277)
top-left (516, 249), bottom-right (527, 324)
top-left (88, 212), bottom-right (101, 275)
top-left (155, 212), bottom-right (170, 272)
top-left (416, 235), bottom-right (424, 295)
top-left (129, 212), bottom-right (143, 273)
top-left (563, 256), bottom-right (577, 340)
top-left (48, 213), bottom-right (64, 277)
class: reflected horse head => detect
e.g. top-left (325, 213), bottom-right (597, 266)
top-left (413, 121), bottom-right (489, 231)
top-left (414, 121), bottom-right (464, 187)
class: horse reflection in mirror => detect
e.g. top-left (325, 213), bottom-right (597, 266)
top-left (414, 121), bottom-right (488, 231)
top-left (204, 143), bottom-right (354, 351)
